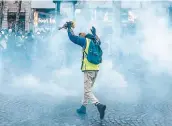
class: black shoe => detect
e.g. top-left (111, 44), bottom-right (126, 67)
top-left (97, 103), bottom-right (106, 119)
top-left (77, 105), bottom-right (86, 114)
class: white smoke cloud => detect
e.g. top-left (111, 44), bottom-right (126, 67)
top-left (1, 1), bottom-right (172, 104)
top-left (139, 6), bottom-right (172, 75)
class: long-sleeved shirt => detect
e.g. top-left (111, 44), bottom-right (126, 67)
top-left (67, 29), bottom-right (86, 49)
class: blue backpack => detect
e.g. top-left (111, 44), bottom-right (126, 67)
top-left (84, 36), bottom-right (103, 65)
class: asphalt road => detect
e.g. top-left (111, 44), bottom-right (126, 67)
top-left (1, 93), bottom-right (172, 126)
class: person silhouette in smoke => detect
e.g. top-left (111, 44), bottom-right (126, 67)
top-left (64, 22), bottom-right (106, 120)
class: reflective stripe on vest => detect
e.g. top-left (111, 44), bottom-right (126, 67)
top-left (81, 38), bottom-right (99, 71)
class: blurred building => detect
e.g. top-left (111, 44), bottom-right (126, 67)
top-left (0, 0), bottom-right (76, 32)
top-left (32, 1), bottom-right (76, 32)
top-left (1, 1), bottom-right (32, 31)
top-left (75, 1), bottom-right (113, 22)
top-left (1, 0), bottom-right (172, 32)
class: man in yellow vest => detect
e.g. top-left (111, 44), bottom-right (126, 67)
top-left (64, 22), bottom-right (106, 120)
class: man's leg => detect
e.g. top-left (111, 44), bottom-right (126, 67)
top-left (83, 71), bottom-right (99, 105)
top-left (87, 71), bottom-right (106, 120)
top-left (77, 71), bottom-right (97, 114)
top-left (77, 71), bottom-right (106, 119)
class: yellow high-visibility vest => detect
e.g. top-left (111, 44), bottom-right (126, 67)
top-left (81, 38), bottom-right (99, 71)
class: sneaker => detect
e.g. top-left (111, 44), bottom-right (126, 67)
top-left (76, 105), bottom-right (86, 114)
top-left (97, 103), bottom-right (106, 119)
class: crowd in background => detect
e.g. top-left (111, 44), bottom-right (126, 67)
top-left (0, 28), bottom-right (55, 71)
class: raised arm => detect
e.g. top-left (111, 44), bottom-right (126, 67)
top-left (67, 28), bottom-right (86, 49)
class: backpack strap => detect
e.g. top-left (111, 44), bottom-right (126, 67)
top-left (82, 38), bottom-right (89, 62)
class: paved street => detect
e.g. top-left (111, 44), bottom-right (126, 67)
top-left (1, 92), bottom-right (172, 126)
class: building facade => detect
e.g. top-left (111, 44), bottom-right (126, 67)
top-left (1, 1), bottom-right (32, 31)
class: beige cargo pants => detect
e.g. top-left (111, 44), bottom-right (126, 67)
top-left (82, 71), bottom-right (99, 105)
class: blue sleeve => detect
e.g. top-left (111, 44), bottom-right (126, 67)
top-left (67, 29), bottom-right (86, 49)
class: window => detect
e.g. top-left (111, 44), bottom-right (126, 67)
top-left (8, 12), bottom-right (25, 32)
